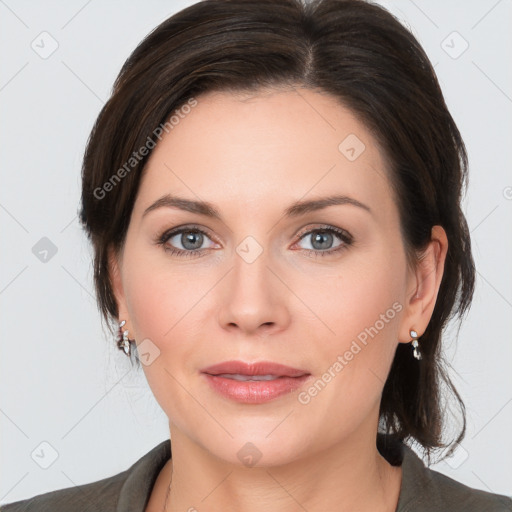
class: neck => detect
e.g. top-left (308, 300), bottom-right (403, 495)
top-left (156, 423), bottom-right (402, 512)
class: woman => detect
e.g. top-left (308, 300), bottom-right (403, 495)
top-left (2, 0), bottom-right (511, 511)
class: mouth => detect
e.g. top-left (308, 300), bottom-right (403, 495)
top-left (200, 360), bottom-right (312, 404)
top-left (201, 360), bottom-right (309, 378)
top-left (212, 373), bottom-right (290, 381)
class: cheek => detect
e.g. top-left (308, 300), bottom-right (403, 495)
top-left (122, 259), bottom-right (202, 417)
top-left (122, 250), bottom-right (214, 381)
top-left (125, 273), bottom-right (169, 342)
top-left (293, 259), bottom-right (404, 437)
top-left (122, 238), bottom-right (198, 340)
top-left (305, 246), bottom-right (405, 407)
top-left (316, 249), bottom-right (405, 347)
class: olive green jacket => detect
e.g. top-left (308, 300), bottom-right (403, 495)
top-left (2, 434), bottom-right (511, 511)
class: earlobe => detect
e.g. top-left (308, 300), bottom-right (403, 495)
top-left (399, 225), bottom-right (448, 343)
top-left (108, 247), bottom-right (136, 356)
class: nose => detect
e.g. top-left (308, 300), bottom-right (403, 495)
top-left (216, 247), bottom-right (291, 336)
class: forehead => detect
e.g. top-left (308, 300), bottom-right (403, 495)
top-left (135, 88), bottom-right (395, 223)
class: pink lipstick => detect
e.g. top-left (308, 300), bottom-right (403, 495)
top-left (201, 360), bottom-right (311, 404)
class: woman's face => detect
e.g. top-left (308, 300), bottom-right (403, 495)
top-left (110, 88), bottom-right (420, 466)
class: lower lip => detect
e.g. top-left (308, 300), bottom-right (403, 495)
top-left (203, 374), bottom-right (311, 404)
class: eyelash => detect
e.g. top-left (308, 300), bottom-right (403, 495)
top-left (155, 224), bottom-right (353, 259)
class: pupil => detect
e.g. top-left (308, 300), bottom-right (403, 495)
top-left (183, 231), bottom-right (203, 250)
top-left (312, 231), bottom-right (332, 250)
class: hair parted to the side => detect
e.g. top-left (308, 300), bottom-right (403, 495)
top-left (78, 0), bottom-right (475, 462)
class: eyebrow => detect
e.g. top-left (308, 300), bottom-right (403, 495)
top-left (142, 193), bottom-right (371, 220)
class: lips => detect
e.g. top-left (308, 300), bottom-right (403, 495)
top-left (201, 360), bottom-right (312, 404)
top-left (201, 360), bottom-right (309, 379)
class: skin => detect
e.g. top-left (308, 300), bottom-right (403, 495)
top-left (109, 87), bottom-right (448, 512)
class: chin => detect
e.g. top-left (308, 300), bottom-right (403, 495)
top-left (205, 429), bottom-right (310, 468)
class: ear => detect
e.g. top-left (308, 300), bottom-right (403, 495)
top-left (398, 225), bottom-right (448, 343)
top-left (108, 246), bottom-right (129, 324)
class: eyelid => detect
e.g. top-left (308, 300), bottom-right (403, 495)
top-left (295, 223), bottom-right (352, 240)
top-left (160, 223), bottom-right (214, 236)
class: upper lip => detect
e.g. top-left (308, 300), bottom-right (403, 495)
top-left (201, 360), bottom-right (309, 378)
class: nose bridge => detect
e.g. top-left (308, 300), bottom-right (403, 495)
top-left (234, 234), bottom-right (270, 288)
top-left (217, 230), bottom-right (289, 334)
top-left (231, 232), bottom-right (275, 307)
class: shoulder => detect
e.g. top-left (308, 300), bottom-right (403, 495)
top-left (426, 468), bottom-right (512, 511)
top-left (0, 469), bottom-right (128, 512)
top-left (399, 442), bottom-right (512, 512)
top-left (0, 440), bottom-right (171, 512)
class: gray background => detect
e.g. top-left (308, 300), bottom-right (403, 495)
top-left (1, 0), bottom-right (511, 504)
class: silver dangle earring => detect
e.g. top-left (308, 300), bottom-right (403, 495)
top-left (117, 320), bottom-right (134, 357)
top-left (410, 329), bottom-right (422, 360)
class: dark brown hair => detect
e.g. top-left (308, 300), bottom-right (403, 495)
top-left (79, 0), bottom-right (475, 461)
